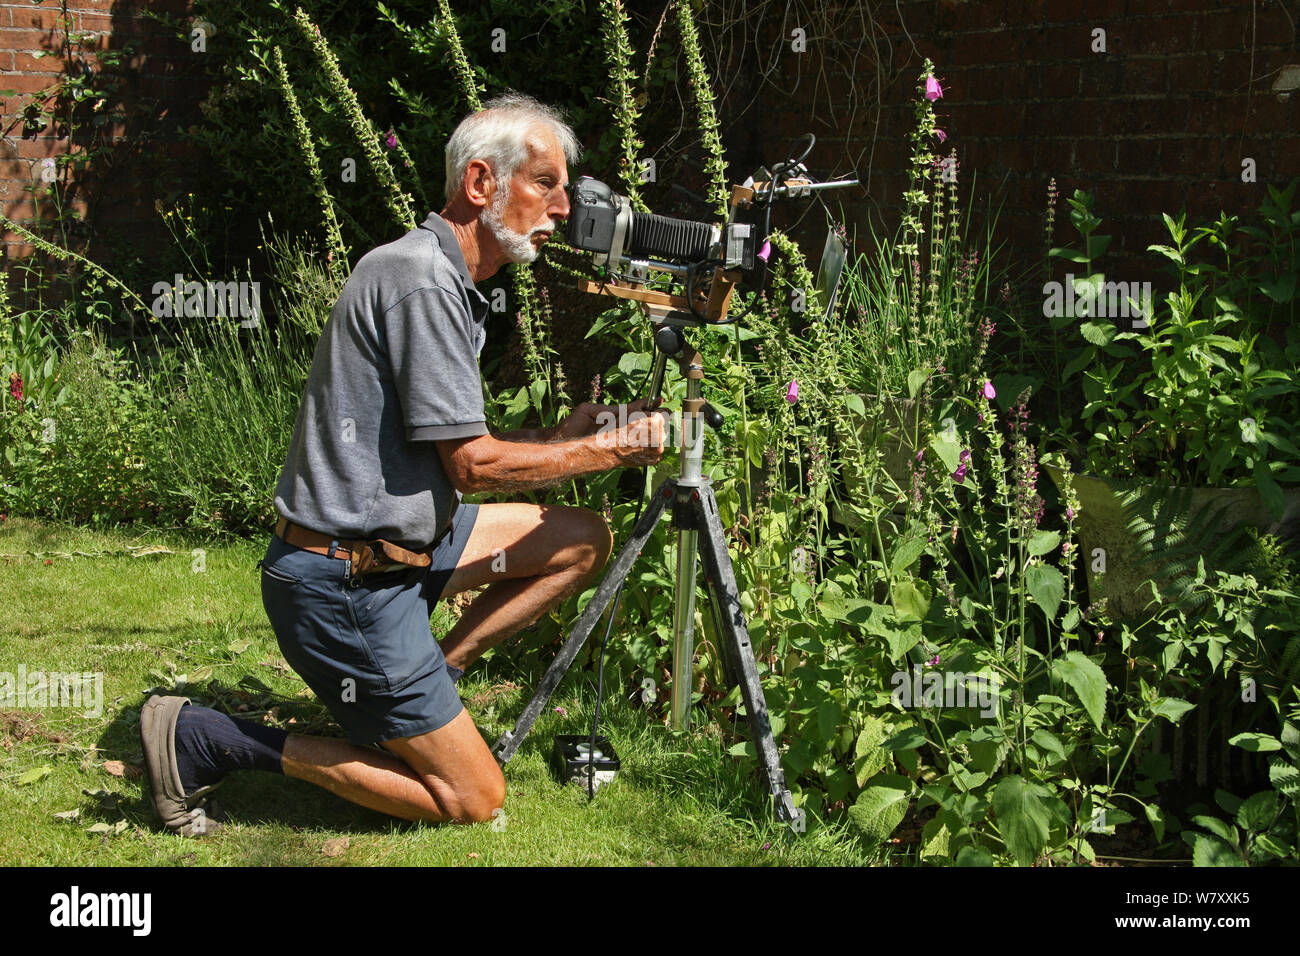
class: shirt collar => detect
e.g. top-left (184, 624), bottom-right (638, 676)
top-left (419, 212), bottom-right (486, 308)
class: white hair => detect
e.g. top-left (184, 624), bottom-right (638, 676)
top-left (444, 93), bottom-right (580, 204)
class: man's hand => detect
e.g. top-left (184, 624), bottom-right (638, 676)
top-left (605, 404), bottom-right (671, 467)
top-left (553, 397), bottom-right (662, 442)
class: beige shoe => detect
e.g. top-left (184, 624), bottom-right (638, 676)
top-left (139, 695), bottom-right (225, 837)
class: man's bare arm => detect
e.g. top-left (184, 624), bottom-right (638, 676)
top-left (492, 424), bottom-right (562, 444)
top-left (437, 412), bottom-right (666, 495)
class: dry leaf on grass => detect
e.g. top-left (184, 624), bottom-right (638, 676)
top-left (321, 836), bottom-right (350, 857)
top-left (103, 760), bottom-right (142, 779)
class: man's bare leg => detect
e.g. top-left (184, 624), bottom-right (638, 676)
top-left (436, 502), bottom-right (613, 672)
top-left (253, 504), bottom-right (607, 825)
top-left (280, 709), bottom-right (505, 823)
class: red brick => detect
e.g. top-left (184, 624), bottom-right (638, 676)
top-left (0, 72), bottom-right (62, 94)
top-left (1195, 10), bottom-right (1252, 52)
top-left (1085, 0), bottom-right (1130, 19)
top-left (1128, 16), bottom-right (1198, 56)
top-left (1271, 137), bottom-right (1300, 180)
top-left (951, 29), bottom-right (1026, 65)
top-left (1103, 97), bottom-right (1176, 135)
top-left (1120, 56), bottom-right (1167, 95)
top-left (1188, 180), bottom-right (1257, 220)
top-left (1073, 138), bottom-right (1116, 174)
top-left (1184, 93), bottom-right (1246, 132)
top-left (1079, 56), bottom-right (1126, 96)
top-left (1161, 137), bottom-right (1226, 177)
top-left (1032, 24), bottom-right (1098, 60)
top-left (1111, 179), bottom-right (1190, 219)
top-left (1, 242), bottom-right (38, 257)
top-left (1044, 0), bottom-right (1088, 24)
top-left (1042, 62), bottom-right (1080, 98)
top-left (959, 65), bottom-right (1004, 102)
top-left (1, 198), bottom-right (38, 219)
top-left (1165, 52), bottom-right (1219, 93)
top-left (0, 27), bottom-right (60, 49)
top-left (1117, 138), bottom-right (1162, 175)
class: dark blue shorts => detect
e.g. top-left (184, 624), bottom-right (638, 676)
top-left (259, 504), bottom-right (479, 748)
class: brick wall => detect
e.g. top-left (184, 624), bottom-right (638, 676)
top-left (1, 0), bottom-right (203, 271)
top-left (735, 0), bottom-right (1300, 284)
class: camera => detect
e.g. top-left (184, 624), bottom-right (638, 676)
top-left (567, 176), bottom-right (758, 273)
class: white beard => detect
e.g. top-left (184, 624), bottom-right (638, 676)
top-left (480, 182), bottom-right (554, 264)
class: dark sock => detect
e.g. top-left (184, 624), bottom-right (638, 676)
top-left (446, 664), bottom-right (464, 684)
top-left (174, 704), bottom-right (289, 795)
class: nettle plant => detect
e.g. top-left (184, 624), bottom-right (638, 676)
top-left (1048, 186), bottom-right (1300, 512)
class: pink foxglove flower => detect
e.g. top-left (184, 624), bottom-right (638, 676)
top-left (926, 654), bottom-right (940, 667)
top-left (757, 241), bottom-right (772, 262)
top-left (925, 76), bottom-right (943, 101)
top-left (934, 128), bottom-right (947, 143)
top-left (384, 129), bottom-right (397, 149)
top-left (959, 449), bottom-right (970, 463)
top-left (785, 379), bottom-right (799, 404)
top-left (982, 380), bottom-right (996, 400)
top-left (952, 463), bottom-right (968, 483)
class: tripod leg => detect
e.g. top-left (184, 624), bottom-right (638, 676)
top-left (492, 479), bottom-right (675, 764)
top-left (690, 484), bottom-right (800, 828)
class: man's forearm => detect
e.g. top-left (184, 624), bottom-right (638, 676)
top-left (494, 424), bottom-right (561, 444)
top-left (466, 433), bottom-right (617, 493)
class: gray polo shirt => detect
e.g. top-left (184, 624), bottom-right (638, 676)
top-left (273, 212), bottom-right (490, 550)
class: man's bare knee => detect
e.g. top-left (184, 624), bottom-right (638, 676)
top-left (450, 768), bottom-right (507, 824)
top-left (574, 508), bottom-right (613, 575)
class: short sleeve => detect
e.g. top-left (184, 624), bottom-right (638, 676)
top-left (381, 287), bottom-right (488, 442)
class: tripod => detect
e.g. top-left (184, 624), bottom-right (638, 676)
top-left (491, 314), bottom-right (800, 829)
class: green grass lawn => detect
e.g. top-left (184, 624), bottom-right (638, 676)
top-left (0, 516), bottom-right (879, 866)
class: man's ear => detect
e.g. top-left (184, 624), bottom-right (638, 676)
top-left (463, 159), bottom-right (494, 209)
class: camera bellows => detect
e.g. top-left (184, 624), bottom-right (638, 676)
top-left (626, 212), bottom-right (715, 262)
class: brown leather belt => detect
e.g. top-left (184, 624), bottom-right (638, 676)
top-left (273, 516), bottom-right (433, 576)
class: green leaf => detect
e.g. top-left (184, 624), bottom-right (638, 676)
top-left (1150, 697), bottom-right (1196, 724)
top-left (227, 638), bottom-right (252, 655)
top-left (930, 433), bottom-right (962, 473)
top-left (906, 368), bottom-right (929, 400)
top-left (16, 765), bottom-right (53, 786)
top-left (1228, 731), bottom-right (1281, 752)
top-left (1237, 791), bottom-right (1279, 833)
top-left (890, 579), bottom-right (931, 622)
top-left (816, 699), bottom-right (841, 741)
top-left (880, 725), bottom-right (926, 751)
top-left (1079, 321), bottom-right (1115, 346)
top-left (1025, 563), bottom-right (1065, 622)
top-left (955, 845), bottom-right (994, 866)
top-left (1052, 652), bottom-right (1107, 731)
top-left (1027, 530), bottom-right (1060, 557)
top-left (1254, 460), bottom-right (1284, 520)
top-left (1190, 833), bottom-right (1244, 867)
top-left (885, 624), bottom-right (921, 662)
top-left (1268, 758), bottom-right (1299, 798)
top-left (1144, 802), bottom-right (1166, 842)
top-left (854, 716), bottom-right (893, 787)
top-left (847, 773), bottom-right (911, 842)
top-left (991, 775), bottom-right (1052, 866)
top-left (889, 536), bottom-right (927, 576)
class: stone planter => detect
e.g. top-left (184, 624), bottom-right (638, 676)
top-left (1043, 465), bottom-right (1300, 619)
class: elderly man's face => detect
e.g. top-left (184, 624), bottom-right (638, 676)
top-left (480, 128), bottom-right (570, 264)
